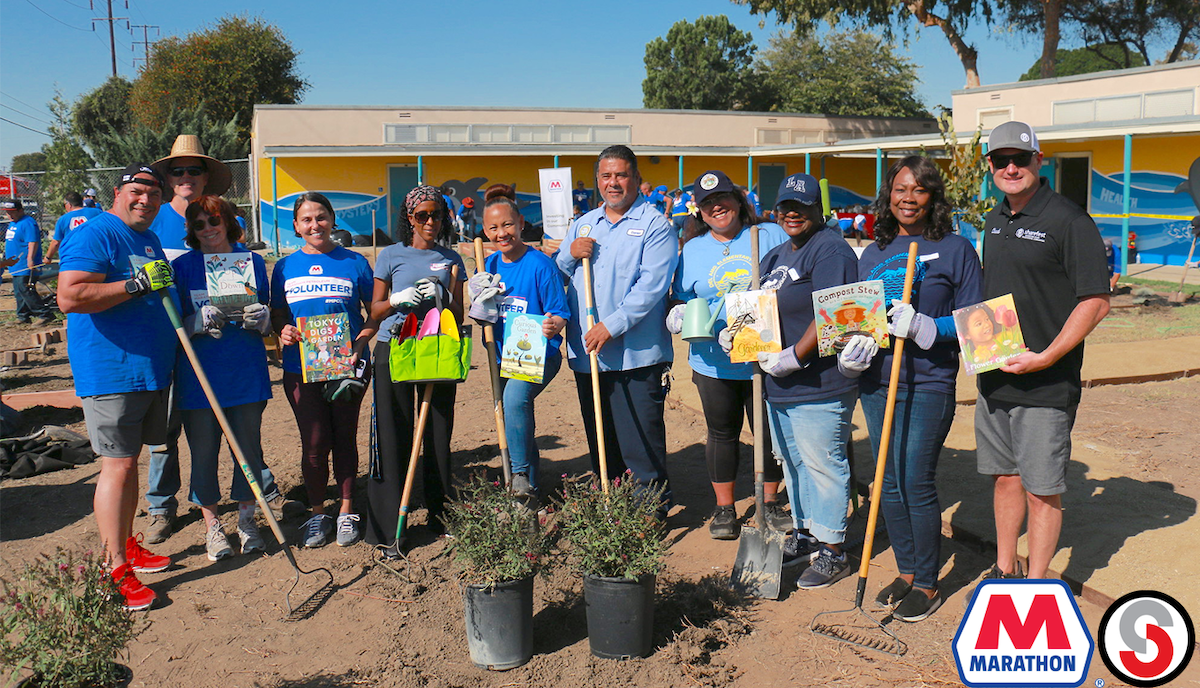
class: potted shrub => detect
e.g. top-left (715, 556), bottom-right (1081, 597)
top-left (0, 547), bottom-right (143, 687)
top-left (559, 471), bottom-right (666, 660)
top-left (443, 475), bottom-right (555, 671)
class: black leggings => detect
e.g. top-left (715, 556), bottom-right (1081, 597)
top-left (282, 371), bottom-right (366, 507)
top-left (693, 372), bottom-right (781, 484)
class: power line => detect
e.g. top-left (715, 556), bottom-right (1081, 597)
top-left (21, 0), bottom-right (91, 31)
top-left (0, 103), bottom-right (53, 126)
top-left (0, 91), bottom-right (52, 116)
top-left (0, 117), bottom-right (51, 137)
top-left (57, 0), bottom-right (91, 9)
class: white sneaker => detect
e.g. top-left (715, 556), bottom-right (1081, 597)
top-left (205, 520), bottom-right (233, 562)
top-left (238, 518), bottom-right (266, 554)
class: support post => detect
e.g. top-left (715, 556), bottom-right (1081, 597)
top-left (1121, 134), bottom-right (1132, 275)
top-left (271, 157), bottom-right (279, 256)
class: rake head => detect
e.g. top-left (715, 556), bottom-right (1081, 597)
top-left (810, 605), bottom-right (907, 656)
top-left (284, 564), bottom-right (336, 622)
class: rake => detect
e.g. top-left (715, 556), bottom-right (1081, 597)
top-left (809, 241), bottom-right (918, 657)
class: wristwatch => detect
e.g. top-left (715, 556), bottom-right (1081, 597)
top-left (125, 278), bottom-right (142, 295)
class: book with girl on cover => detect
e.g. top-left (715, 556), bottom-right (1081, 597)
top-left (953, 294), bottom-right (1028, 375)
top-left (811, 280), bottom-right (889, 357)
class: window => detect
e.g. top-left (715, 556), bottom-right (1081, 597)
top-left (1144, 89), bottom-right (1194, 118)
top-left (471, 125), bottom-right (511, 143)
top-left (757, 129), bottom-right (787, 145)
top-left (1095, 95), bottom-right (1140, 122)
top-left (592, 126), bottom-right (630, 143)
top-left (429, 125), bottom-right (469, 143)
top-left (512, 125), bottom-right (551, 143)
top-left (384, 124), bottom-right (428, 143)
top-left (554, 126), bottom-right (592, 143)
top-left (1053, 100), bottom-right (1095, 125)
top-left (978, 108), bottom-right (1013, 130)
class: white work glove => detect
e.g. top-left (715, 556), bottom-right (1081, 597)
top-left (415, 277), bottom-right (446, 304)
top-left (389, 285), bottom-right (423, 311)
top-left (887, 300), bottom-right (936, 350)
top-left (241, 302), bottom-right (272, 336)
top-left (468, 272), bottom-right (504, 323)
top-left (717, 327), bottom-right (734, 354)
top-left (665, 304), bottom-right (686, 335)
top-left (836, 334), bottom-right (879, 378)
top-left (184, 304), bottom-right (226, 339)
top-left (757, 346), bottom-right (805, 378)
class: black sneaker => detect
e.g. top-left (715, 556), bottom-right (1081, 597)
top-left (964, 561), bottom-right (1025, 608)
top-left (795, 545), bottom-right (850, 590)
top-left (782, 530), bottom-right (819, 568)
top-left (873, 577), bottom-right (912, 609)
top-left (708, 505), bottom-right (739, 540)
top-left (762, 501), bottom-right (792, 533)
top-left (894, 588), bottom-right (942, 622)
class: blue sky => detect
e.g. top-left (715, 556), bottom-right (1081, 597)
top-left (0, 0), bottom-right (1047, 167)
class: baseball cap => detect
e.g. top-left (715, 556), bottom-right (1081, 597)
top-left (117, 164), bottom-right (166, 189)
top-left (776, 173), bottom-right (820, 206)
top-left (692, 170), bottom-right (735, 204)
top-left (988, 121), bottom-right (1039, 154)
top-left (2, 199), bottom-right (23, 210)
top-left (83, 188), bottom-right (97, 197)
top-left (655, 184), bottom-right (668, 194)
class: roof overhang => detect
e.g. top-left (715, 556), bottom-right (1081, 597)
top-left (261, 144), bottom-right (752, 158)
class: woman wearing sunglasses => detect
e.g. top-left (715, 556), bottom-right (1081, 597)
top-left (171, 195), bottom-right (281, 561)
top-left (271, 192), bottom-right (377, 548)
top-left (363, 186), bottom-right (466, 552)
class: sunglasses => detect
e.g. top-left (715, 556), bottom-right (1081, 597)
top-left (169, 166), bottom-right (207, 177)
top-left (412, 210), bottom-right (444, 224)
top-left (989, 151), bottom-right (1034, 169)
top-left (188, 216), bottom-right (223, 232)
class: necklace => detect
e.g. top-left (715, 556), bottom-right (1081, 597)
top-left (712, 232), bottom-right (733, 256)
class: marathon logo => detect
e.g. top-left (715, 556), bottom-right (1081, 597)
top-left (1015, 228), bottom-right (1047, 243)
top-left (953, 580), bottom-right (1093, 687)
top-left (282, 276), bottom-right (354, 305)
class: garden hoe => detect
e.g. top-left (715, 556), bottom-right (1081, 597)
top-left (730, 224), bottom-right (785, 599)
top-left (473, 237), bottom-right (513, 488)
top-left (157, 289), bottom-right (334, 620)
top-left (582, 255), bottom-right (611, 490)
top-left (809, 242), bottom-right (918, 656)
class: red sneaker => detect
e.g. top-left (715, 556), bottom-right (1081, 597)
top-left (126, 533), bottom-right (171, 573)
top-left (111, 563), bottom-right (156, 611)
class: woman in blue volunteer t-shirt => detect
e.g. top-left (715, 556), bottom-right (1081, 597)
top-left (270, 192), bottom-right (377, 549)
top-left (172, 195), bottom-right (280, 561)
top-left (666, 170), bottom-right (791, 541)
top-left (470, 185), bottom-right (570, 499)
top-left (846, 155), bottom-right (982, 622)
top-left (363, 185), bottom-right (466, 551)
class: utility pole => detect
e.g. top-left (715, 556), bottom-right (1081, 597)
top-left (91, 0), bottom-right (128, 77)
top-left (130, 24), bottom-right (160, 69)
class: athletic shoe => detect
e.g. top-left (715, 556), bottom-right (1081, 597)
top-left (708, 505), bottom-right (740, 540)
top-left (795, 545), bottom-right (850, 590)
top-left (511, 473), bottom-right (533, 497)
top-left (763, 501), bottom-right (793, 533)
top-left (145, 512), bottom-right (174, 545)
top-left (894, 588), bottom-right (943, 622)
top-left (873, 577), bottom-right (912, 609)
top-left (336, 513), bottom-right (361, 547)
top-left (125, 533), bottom-right (170, 573)
top-left (301, 514), bottom-right (334, 548)
top-left (782, 531), bottom-right (819, 568)
top-left (259, 494), bottom-right (304, 521)
top-left (205, 520), bottom-right (233, 561)
top-left (963, 561), bottom-right (1025, 609)
top-left (238, 518), bottom-right (266, 555)
top-left (37, 316), bottom-right (56, 326)
top-left (111, 563), bottom-right (155, 611)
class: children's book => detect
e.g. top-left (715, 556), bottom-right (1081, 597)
top-left (501, 313), bottom-right (547, 384)
top-left (724, 289), bottom-right (783, 364)
top-left (953, 294), bottom-right (1028, 375)
top-left (204, 252), bottom-right (258, 310)
top-left (297, 312), bottom-right (355, 383)
top-left (811, 280), bottom-right (889, 357)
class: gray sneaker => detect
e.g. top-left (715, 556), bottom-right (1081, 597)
top-left (238, 518), bottom-right (266, 554)
top-left (763, 501), bottom-right (793, 533)
top-left (782, 531), bottom-right (819, 568)
top-left (511, 473), bottom-right (533, 497)
top-left (301, 514), bottom-right (334, 548)
top-left (146, 512), bottom-right (174, 545)
top-left (964, 561), bottom-right (1025, 608)
top-left (795, 545), bottom-right (850, 590)
top-left (205, 520), bottom-right (233, 562)
top-left (335, 513), bottom-right (361, 547)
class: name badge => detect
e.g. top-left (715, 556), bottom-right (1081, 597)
top-left (919, 252), bottom-right (940, 261)
top-left (788, 268), bottom-right (801, 281)
top-left (627, 228), bottom-right (645, 237)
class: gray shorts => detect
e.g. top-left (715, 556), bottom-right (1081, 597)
top-left (81, 390), bottom-right (169, 458)
top-left (975, 395), bottom-right (1077, 496)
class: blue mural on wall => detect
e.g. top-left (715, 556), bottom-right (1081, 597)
top-left (1091, 170), bottom-right (1198, 265)
top-left (260, 191), bottom-right (387, 248)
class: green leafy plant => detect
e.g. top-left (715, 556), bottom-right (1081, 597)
top-left (932, 110), bottom-right (992, 237)
top-left (443, 475), bottom-right (556, 587)
top-left (0, 548), bottom-right (143, 687)
top-left (559, 472), bottom-right (667, 580)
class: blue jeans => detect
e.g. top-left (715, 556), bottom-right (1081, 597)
top-left (145, 384), bottom-right (182, 517)
top-left (768, 390), bottom-right (856, 545)
top-left (500, 354), bottom-right (561, 491)
top-left (181, 400), bottom-right (280, 507)
top-left (12, 273), bottom-right (51, 321)
top-left (860, 386), bottom-right (954, 591)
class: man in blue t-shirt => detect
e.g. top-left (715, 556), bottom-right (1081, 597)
top-left (47, 191), bottom-right (102, 263)
top-left (57, 163), bottom-right (178, 611)
top-left (572, 181), bottom-right (592, 218)
top-left (3, 199), bottom-right (54, 325)
top-left (83, 188), bottom-right (103, 210)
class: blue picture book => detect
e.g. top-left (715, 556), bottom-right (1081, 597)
top-left (500, 313), bottom-right (547, 384)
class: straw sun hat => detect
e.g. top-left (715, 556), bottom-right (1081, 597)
top-left (152, 135), bottom-right (233, 197)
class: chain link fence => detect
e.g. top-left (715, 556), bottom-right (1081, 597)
top-left (3, 158), bottom-right (256, 241)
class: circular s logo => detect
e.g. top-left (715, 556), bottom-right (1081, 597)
top-left (1099, 591), bottom-right (1194, 687)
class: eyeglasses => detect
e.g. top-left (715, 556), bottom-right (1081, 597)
top-left (412, 210), bottom-right (444, 224)
top-left (169, 166), bottom-right (206, 177)
top-left (989, 151), bottom-right (1034, 169)
top-left (188, 216), bottom-right (222, 232)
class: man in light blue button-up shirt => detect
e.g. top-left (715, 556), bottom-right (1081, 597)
top-left (554, 145), bottom-right (679, 508)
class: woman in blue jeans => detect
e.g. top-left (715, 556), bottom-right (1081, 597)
top-left (845, 155), bottom-right (982, 621)
top-left (469, 185), bottom-right (569, 497)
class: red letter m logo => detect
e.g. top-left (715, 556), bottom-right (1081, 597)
top-left (976, 594), bottom-right (1071, 650)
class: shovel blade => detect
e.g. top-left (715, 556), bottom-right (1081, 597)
top-left (730, 526), bottom-right (785, 599)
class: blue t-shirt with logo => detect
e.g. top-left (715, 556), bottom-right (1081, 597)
top-left (60, 212), bottom-right (179, 396)
top-left (573, 188), bottom-right (591, 213)
top-left (671, 192), bottom-right (692, 217)
top-left (54, 207), bottom-right (103, 242)
top-left (858, 233), bottom-right (983, 395)
top-left (5, 216), bottom-right (42, 277)
top-left (171, 249), bottom-right (272, 410)
top-left (270, 246), bottom-right (374, 374)
top-left (746, 191), bottom-right (762, 216)
top-left (148, 202), bottom-right (189, 261)
top-left (374, 243), bottom-right (466, 343)
top-left (484, 247), bottom-right (570, 364)
top-left (673, 223), bottom-right (789, 380)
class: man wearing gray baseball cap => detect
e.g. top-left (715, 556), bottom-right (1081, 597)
top-left (970, 121), bottom-right (1110, 588)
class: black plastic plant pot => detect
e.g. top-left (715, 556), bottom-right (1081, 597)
top-left (18, 663), bottom-right (132, 688)
top-left (463, 576), bottom-right (534, 670)
top-left (583, 573), bottom-right (656, 659)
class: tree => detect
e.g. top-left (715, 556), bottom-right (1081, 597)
top-left (731, 0), bottom-right (993, 87)
top-left (1019, 43), bottom-right (1147, 80)
top-left (10, 152), bottom-right (47, 173)
top-left (90, 104), bottom-right (244, 165)
top-left (74, 76), bottom-right (134, 165)
top-left (41, 92), bottom-right (94, 206)
top-left (928, 110), bottom-right (990, 235)
top-left (129, 15), bottom-right (307, 140)
top-left (643, 15), bottom-right (763, 110)
top-left (756, 29), bottom-right (929, 117)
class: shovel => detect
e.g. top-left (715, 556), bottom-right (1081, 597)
top-left (473, 237), bottom-right (513, 487)
top-left (730, 224), bottom-right (785, 599)
top-left (582, 255), bottom-right (610, 489)
top-left (157, 289), bottom-right (334, 619)
top-left (809, 241), bottom-right (919, 656)
top-left (380, 383), bottom-right (434, 559)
